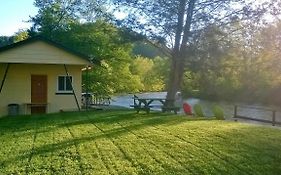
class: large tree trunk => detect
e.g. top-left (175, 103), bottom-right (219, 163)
top-left (165, 0), bottom-right (196, 107)
top-left (165, 50), bottom-right (186, 107)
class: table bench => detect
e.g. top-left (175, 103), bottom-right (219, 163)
top-left (161, 106), bottom-right (180, 114)
top-left (23, 103), bottom-right (49, 114)
top-left (130, 104), bottom-right (153, 113)
top-left (131, 95), bottom-right (179, 114)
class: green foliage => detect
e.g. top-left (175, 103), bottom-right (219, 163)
top-left (130, 56), bottom-right (154, 77)
top-left (132, 41), bottom-right (165, 58)
top-left (56, 21), bottom-right (143, 95)
top-left (180, 22), bottom-right (281, 105)
top-left (46, 20), bottom-right (169, 95)
top-left (0, 30), bottom-right (29, 46)
top-left (129, 56), bottom-right (169, 92)
top-left (13, 30), bottom-right (29, 43)
top-left (152, 56), bottom-right (170, 88)
top-left (194, 104), bottom-right (205, 117)
top-left (0, 36), bottom-right (13, 47)
top-left (29, 0), bottom-right (171, 96)
top-left (31, 0), bottom-right (112, 37)
top-left (212, 105), bottom-right (225, 120)
top-left (112, 0), bottom-right (275, 102)
top-left (182, 71), bottom-right (199, 97)
top-left (31, 18), bottom-right (143, 95)
top-left (83, 62), bottom-right (143, 95)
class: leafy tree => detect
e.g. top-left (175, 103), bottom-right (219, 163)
top-left (0, 36), bottom-right (13, 47)
top-left (0, 30), bottom-right (29, 47)
top-left (29, 0), bottom-right (147, 95)
top-left (13, 30), bottom-right (29, 42)
top-left (152, 56), bottom-right (170, 89)
top-left (179, 19), bottom-right (281, 104)
top-left (130, 56), bottom-right (168, 92)
top-left (132, 41), bottom-right (165, 58)
top-left (240, 21), bottom-right (281, 104)
top-left (30, 0), bottom-right (112, 38)
top-left (51, 21), bottom-right (143, 95)
top-left (111, 0), bottom-right (276, 106)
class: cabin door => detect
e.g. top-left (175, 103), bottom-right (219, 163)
top-left (31, 75), bottom-right (47, 114)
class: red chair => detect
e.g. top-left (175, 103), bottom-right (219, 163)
top-left (183, 102), bottom-right (192, 115)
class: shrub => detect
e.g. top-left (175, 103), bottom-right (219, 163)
top-left (212, 105), bottom-right (225, 120)
top-left (194, 104), bottom-right (205, 117)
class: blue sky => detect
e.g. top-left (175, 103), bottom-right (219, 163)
top-left (0, 0), bottom-right (274, 37)
top-left (0, 0), bottom-right (38, 36)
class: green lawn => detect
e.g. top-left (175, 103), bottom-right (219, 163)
top-left (0, 110), bottom-right (281, 175)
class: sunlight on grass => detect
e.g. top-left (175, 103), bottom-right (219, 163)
top-left (0, 110), bottom-right (280, 174)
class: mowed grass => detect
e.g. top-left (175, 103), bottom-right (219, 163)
top-left (0, 110), bottom-right (281, 175)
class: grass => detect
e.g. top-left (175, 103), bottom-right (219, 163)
top-left (0, 110), bottom-right (281, 175)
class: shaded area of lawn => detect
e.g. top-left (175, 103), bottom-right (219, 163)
top-left (0, 110), bottom-right (281, 175)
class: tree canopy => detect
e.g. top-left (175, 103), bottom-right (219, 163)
top-left (26, 0), bottom-right (168, 95)
top-left (111, 0), bottom-right (279, 105)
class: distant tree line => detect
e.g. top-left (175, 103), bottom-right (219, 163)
top-left (181, 21), bottom-right (281, 105)
top-left (0, 30), bottom-right (29, 47)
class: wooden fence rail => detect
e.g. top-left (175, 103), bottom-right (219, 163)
top-left (92, 95), bottom-right (111, 106)
top-left (233, 105), bottom-right (280, 126)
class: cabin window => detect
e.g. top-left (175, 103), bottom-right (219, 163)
top-left (57, 76), bottom-right (73, 92)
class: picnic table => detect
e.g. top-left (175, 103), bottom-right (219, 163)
top-left (130, 95), bottom-right (180, 114)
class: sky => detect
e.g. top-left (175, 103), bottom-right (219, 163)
top-left (0, 0), bottom-right (276, 37)
top-left (0, 0), bottom-right (38, 36)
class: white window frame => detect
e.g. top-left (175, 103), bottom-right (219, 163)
top-left (57, 75), bottom-right (74, 93)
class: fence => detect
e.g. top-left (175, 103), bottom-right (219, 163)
top-left (233, 105), bottom-right (280, 126)
top-left (92, 94), bottom-right (111, 106)
top-left (82, 93), bottom-right (111, 108)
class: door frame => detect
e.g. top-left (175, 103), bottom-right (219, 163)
top-left (31, 74), bottom-right (48, 114)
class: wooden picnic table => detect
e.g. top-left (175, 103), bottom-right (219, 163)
top-left (131, 95), bottom-right (180, 114)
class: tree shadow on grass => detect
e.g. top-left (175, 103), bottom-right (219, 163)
top-left (0, 109), bottom-right (209, 138)
top-left (1, 113), bottom-right (186, 166)
top-left (2, 110), bottom-right (281, 174)
top-left (0, 110), bottom-right (123, 134)
top-left (0, 109), bottom-right (219, 169)
top-left (0, 110), bottom-right (203, 166)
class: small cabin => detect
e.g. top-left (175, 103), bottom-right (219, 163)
top-left (0, 36), bottom-right (93, 117)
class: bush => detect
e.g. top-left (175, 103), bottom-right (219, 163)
top-left (212, 105), bottom-right (225, 120)
top-left (194, 104), bottom-right (205, 117)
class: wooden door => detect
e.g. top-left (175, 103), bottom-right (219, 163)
top-left (31, 75), bottom-right (47, 114)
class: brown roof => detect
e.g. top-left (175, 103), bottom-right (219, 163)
top-left (0, 35), bottom-right (100, 65)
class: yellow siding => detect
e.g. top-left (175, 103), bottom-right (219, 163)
top-left (0, 64), bottom-right (84, 117)
top-left (0, 41), bottom-right (90, 65)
